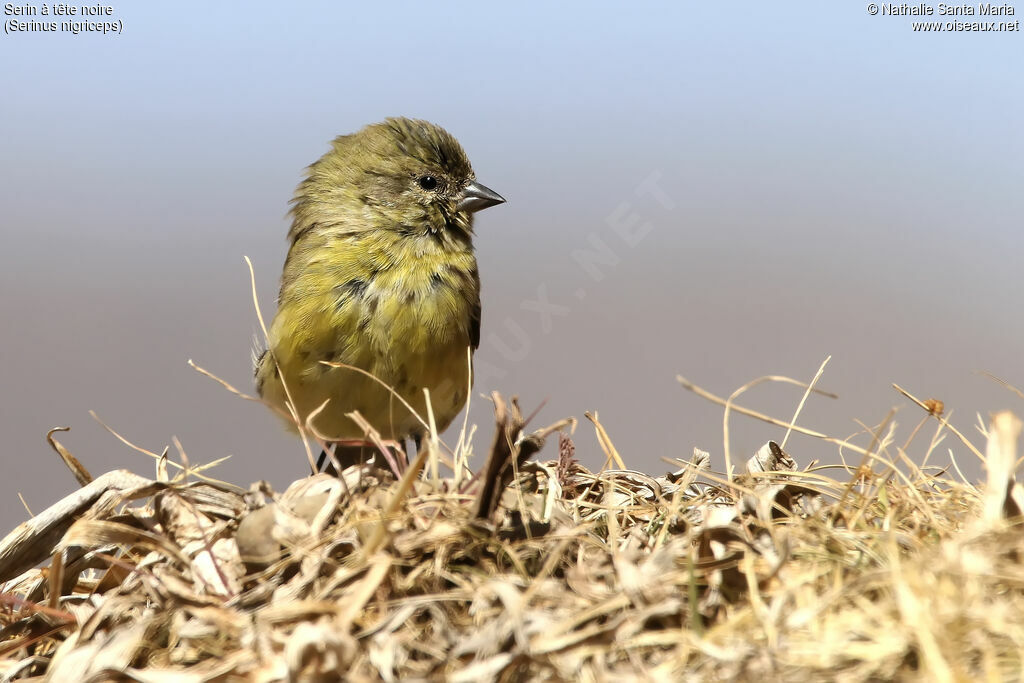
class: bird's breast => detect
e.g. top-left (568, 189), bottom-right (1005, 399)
top-left (262, 229), bottom-right (480, 439)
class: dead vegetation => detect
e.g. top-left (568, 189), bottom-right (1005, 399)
top-left (2, 374), bottom-right (1024, 682)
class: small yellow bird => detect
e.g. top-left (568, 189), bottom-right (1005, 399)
top-left (255, 118), bottom-right (504, 466)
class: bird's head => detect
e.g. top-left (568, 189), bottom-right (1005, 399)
top-left (290, 117), bottom-right (504, 242)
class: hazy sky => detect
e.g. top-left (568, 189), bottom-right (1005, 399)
top-left (1, 2), bottom-right (1022, 534)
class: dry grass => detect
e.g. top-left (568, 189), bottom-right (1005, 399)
top-left (2, 376), bottom-right (1024, 682)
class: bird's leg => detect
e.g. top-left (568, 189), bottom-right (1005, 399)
top-left (314, 438), bottom-right (407, 476)
top-left (314, 439), bottom-right (374, 475)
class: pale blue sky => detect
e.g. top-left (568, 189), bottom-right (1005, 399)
top-left (1, 2), bottom-right (1021, 532)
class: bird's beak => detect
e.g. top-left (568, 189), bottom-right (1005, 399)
top-left (457, 181), bottom-right (505, 213)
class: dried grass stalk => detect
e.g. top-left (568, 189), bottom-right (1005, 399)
top-left (1, 391), bottom-right (1023, 680)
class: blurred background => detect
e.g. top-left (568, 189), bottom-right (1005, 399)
top-left (2, 2), bottom-right (1021, 533)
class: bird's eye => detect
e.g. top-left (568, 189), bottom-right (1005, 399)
top-left (418, 175), bottom-right (438, 191)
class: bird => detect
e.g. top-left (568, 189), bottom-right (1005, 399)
top-left (254, 117), bottom-right (504, 470)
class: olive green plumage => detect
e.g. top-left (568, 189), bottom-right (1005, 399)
top-left (256, 118), bottom-right (504, 443)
